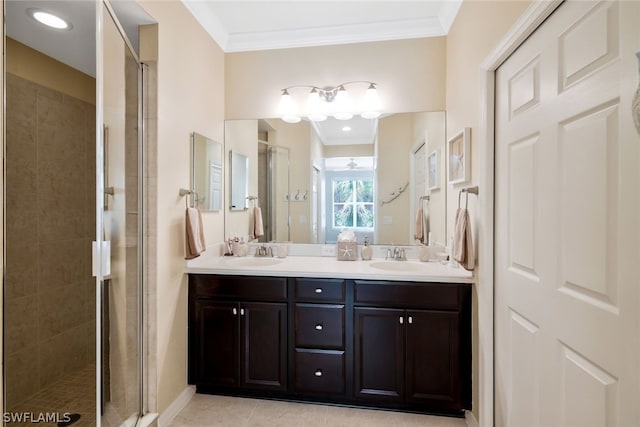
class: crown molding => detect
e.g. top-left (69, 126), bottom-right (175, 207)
top-left (225, 17), bottom-right (446, 52)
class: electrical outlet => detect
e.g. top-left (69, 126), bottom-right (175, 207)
top-left (321, 245), bottom-right (336, 257)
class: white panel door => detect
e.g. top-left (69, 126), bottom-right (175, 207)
top-left (495, 1), bottom-right (639, 426)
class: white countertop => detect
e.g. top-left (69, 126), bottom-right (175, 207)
top-left (185, 251), bottom-right (474, 284)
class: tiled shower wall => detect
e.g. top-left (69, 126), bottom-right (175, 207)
top-left (5, 73), bottom-right (96, 407)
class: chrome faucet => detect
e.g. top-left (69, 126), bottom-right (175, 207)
top-left (390, 247), bottom-right (407, 261)
top-left (255, 245), bottom-right (273, 257)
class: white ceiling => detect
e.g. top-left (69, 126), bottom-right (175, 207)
top-left (312, 116), bottom-right (378, 146)
top-left (5, 0), bottom-right (155, 77)
top-left (182, 0), bottom-right (462, 53)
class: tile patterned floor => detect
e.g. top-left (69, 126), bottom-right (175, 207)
top-left (169, 394), bottom-right (468, 427)
top-left (6, 364), bottom-right (96, 427)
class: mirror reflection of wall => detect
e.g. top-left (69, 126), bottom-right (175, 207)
top-left (191, 132), bottom-right (222, 211)
top-left (224, 111), bottom-right (446, 246)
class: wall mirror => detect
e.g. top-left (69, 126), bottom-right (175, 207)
top-left (229, 150), bottom-right (249, 211)
top-left (191, 132), bottom-right (223, 211)
top-left (224, 111), bottom-right (447, 246)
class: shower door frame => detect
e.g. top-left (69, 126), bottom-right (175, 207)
top-left (95, 1), bottom-right (146, 425)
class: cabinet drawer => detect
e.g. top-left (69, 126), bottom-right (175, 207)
top-left (190, 275), bottom-right (287, 301)
top-left (295, 279), bottom-right (345, 302)
top-left (295, 304), bottom-right (344, 349)
top-left (354, 281), bottom-right (461, 310)
top-left (295, 349), bottom-right (345, 395)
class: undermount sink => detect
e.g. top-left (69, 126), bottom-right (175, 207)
top-left (369, 261), bottom-right (423, 272)
top-left (226, 257), bottom-right (283, 267)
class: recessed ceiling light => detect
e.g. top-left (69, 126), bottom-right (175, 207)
top-left (342, 126), bottom-right (352, 132)
top-left (28, 8), bottom-right (72, 30)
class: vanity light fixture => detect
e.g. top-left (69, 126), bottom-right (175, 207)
top-left (277, 81), bottom-right (381, 124)
top-left (28, 8), bottom-right (72, 30)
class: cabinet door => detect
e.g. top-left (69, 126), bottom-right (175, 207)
top-left (405, 309), bottom-right (462, 409)
top-left (241, 302), bottom-right (288, 391)
top-left (195, 301), bottom-right (239, 387)
top-left (354, 307), bottom-right (404, 401)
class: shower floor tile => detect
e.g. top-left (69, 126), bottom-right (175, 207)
top-left (6, 363), bottom-right (96, 427)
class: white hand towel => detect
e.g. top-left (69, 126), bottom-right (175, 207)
top-left (253, 207), bottom-right (264, 238)
top-left (185, 207), bottom-right (206, 259)
top-left (415, 208), bottom-right (424, 242)
top-left (452, 208), bottom-right (475, 271)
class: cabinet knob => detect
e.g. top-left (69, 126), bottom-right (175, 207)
top-left (315, 324), bottom-right (323, 331)
top-left (314, 369), bottom-right (323, 377)
top-left (408, 316), bottom-right (413, 324)
top-left (240, 308), bottom-right (245, 316)
top-left (399, 316), bottom-right (404, 324)
top-left (233, 308), bottom-right (237, 316)
top-left (314, 288), bottom-right (323, 293)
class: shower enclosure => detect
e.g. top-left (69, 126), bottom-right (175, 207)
top-left (3, 1), bottom-right (151, 425)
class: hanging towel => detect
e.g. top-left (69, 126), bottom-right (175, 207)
top-left (250, 206), bottom-right (264, 240)
top-left (415, 208), bottom-right (424, 242)
top-left (452, 207), bottom-right (475, 271)
top-left (185, 207), bottom-right (206, 259)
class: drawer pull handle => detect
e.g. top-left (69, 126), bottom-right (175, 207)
top-left (240, 308), bottom-right (245, 316)
top-left (315, 288), bottom-right (323, 293)
top-left (314, 369), bottom-right (323, 377)
top-left (315, 324), bottom-right (323, 331)
top-left (408, 316), bottom-right (413, 324)
top-left (399, 316), bottom-right (404, 324)
top-left (233, 308), bottom-right (237, 316)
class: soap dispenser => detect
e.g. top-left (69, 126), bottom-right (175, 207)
top-left (361, 237), bottom-right (372, 261)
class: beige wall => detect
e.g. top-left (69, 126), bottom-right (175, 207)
top-left (137, 0), bottom-right (226, 414)
top-left (225, 37), bottom-right (446, 119)
top-left (6, 38), bottom-right (95, 105)
top-left (445, 0), bottom-right (531, 422)
top-left (376, 113), bottom-right (413, 244)
top-left (269, 120), bottom-right (312, 243)
top-left (413, 111), bottom-right (447, 246)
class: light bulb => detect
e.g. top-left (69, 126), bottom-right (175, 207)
top-left (278, 90), bottom-right (301, 123)
top-left (333, 86), bottom-right (353, 121)
top-left (306, 88), bottom-right (327, 122)
top-left (29, 9), bottom-right (71, 29)
top-left (360, 83), bottom-right (381, 119)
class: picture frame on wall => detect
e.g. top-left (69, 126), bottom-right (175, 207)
top-left (427, 149), bottom-right (439, 190)
top-left (448, 127), bottom-right (471, 184)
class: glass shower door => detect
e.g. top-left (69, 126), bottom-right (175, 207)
top-left (97, 2), bottom-right (143, 425)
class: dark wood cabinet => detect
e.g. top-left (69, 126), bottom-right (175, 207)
top-left (293, 278), bottom-right (348, 398)
top-left (354, 307), bottom-right (405, 401)
top-left (194, 301), bottom-right (238, 387)
top-left (189, 274), bottom-right (471, 416)
top-left (354, 281), bottom-right (471, 411)
top-left (189, 275), bottom-right (287, 392)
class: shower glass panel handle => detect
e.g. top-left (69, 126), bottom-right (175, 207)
top-left (92, 241), bottom-right (111, 277)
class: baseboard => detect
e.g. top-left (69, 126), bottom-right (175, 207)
top-left (157, 385), bottom-right (196, 427)
top-left (465, 410), bottom-right (479, 427)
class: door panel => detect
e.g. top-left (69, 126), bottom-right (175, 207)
top-left (495, 1), bottom-right (639, 426)
top-left (100, 3), bottom-right (143, 423)
top-left (241, 302), bottom-right (287, 391)
top-left (197, 301), bottom-right (239, 387)
top-left (353, 307), bottom-right (404, 401)
top-left (405, 310), bottom-right (461, 408)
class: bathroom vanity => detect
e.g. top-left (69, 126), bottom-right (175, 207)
top-left (187, 255), bottom-right (472, 417)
